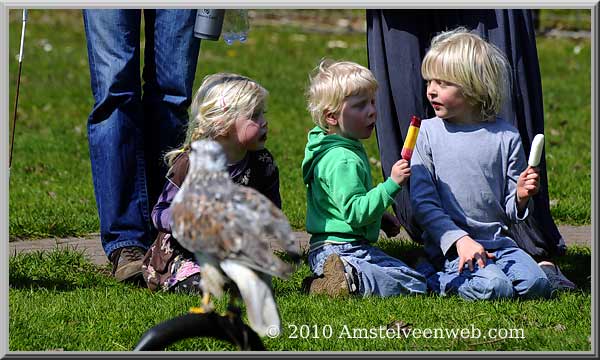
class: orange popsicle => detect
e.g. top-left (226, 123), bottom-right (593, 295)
top-left (401, 116), bottom-right (422, 161)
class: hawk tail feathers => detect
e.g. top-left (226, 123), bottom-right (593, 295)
top-left (220, 260), bottom-right (281, 338)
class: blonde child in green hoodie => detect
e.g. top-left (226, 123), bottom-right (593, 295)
top-left (301, 59), bottom-right (427, 297)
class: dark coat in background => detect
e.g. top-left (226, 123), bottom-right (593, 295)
top-left (366, 9), bottom-right (566, 260)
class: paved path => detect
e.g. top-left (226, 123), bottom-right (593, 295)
top-left (9, 226), bottom-right (591, 266)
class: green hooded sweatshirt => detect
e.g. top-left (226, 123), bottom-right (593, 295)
top-left (301, 126), bottom-right (401, 248)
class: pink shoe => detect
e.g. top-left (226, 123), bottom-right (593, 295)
top-left (538, 261), bottom-right (577, 291)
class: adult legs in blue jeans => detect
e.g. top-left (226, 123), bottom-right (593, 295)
top-left (416, 246), bottom-right (552, 300)
top-left (83, 9), bottom-right (200, 259)
top-left (309, 242), bottom-right (427, 297)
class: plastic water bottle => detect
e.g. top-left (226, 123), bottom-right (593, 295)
top-left (222, 30), bottom-right (237, 45)
top-left (237, 9), bottom-right (249, 43)
top-left (222, 9), bottom-right (249, 45)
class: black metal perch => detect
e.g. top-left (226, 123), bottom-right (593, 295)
top-left (133, 310), bottom-right (266, 351)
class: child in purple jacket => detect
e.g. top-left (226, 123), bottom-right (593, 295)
top-left (142, 73), bottom-right (281, 293)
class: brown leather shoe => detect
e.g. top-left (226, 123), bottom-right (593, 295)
top-left (309, 254), bottom-right (350, 297)
top-left (110, 247), bottom-right (145, 282)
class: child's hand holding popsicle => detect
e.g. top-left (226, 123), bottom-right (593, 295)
top-left (390, 115), bottom-right (422, 186)
top-left (517, 134), bottom-right (544, 210)
top-left (390, 159), bottom-right (411, 186)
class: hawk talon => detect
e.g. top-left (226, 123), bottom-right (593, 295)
top-left (189, 304), bottom-right (214, 314)
top-left (189, 292), bottom-right (215, 314)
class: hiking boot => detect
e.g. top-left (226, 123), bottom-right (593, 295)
top-left (538, 261), bottom-right (577, 291)
top-left (110, 247), bottom-right (145, 282)
top-left (309, 254), bottom-right (350, 297)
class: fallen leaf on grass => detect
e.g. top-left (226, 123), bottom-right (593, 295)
top-left (387, 319), bottom-right (412, 337)
top-left (337, 19), bottom-right (350, 28)
top-left (291, 34), bottom-right (307, 42)
top-left (554, 324), bottom-right (566, 332)
top-left (369, 157), bottom-right (381, 168)
top-left (327, 40), bottom-right (348, 49)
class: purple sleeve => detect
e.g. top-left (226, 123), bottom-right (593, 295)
top-left (151, 180), bottom-right (180, 233)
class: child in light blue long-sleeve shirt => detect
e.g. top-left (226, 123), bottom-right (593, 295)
top-left (411, 28), bottom-right (553, 300)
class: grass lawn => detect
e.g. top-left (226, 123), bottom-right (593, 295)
top-left (7, 9), bottom-right (593, 352)
top-left (8, 9), bottom-right (592, 239)
top-left (9, 242), bottom-right (591, 351)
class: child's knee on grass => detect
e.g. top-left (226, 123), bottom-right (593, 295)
top-left (515, 274), bottom-right (552, 299)
top-left (459, 272), bottom-right (514, 300)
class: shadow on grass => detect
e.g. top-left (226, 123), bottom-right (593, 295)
top-left (554, 245), bottom-right (591, 291)
top-left (377, 238), bottom-right (592, 292)
top-left (10, 240), bottom-right (590, 295)
top-left (9, 249), bottom-right (118, 291)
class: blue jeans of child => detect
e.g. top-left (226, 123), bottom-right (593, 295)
top-left (416, 246), bottom-right (552, 300)
top-left (308, 242), bottom-right (427, 297)
top-left (83, 9), bottom-right (201, 258)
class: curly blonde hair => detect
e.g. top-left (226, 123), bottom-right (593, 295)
top-left (306, 59), bottom-right (378, 131)
top-left (165, 73), bottom-right (268, 166)
top-left (421, 27), bottom-right (511, 121)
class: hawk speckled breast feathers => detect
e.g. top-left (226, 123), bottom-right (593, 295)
top-left (171, 139), bottom-right (300, 337)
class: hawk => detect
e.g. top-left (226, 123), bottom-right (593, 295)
top-left (171, 139), bottom-right (300, 337)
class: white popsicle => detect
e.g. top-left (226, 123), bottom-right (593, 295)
top-left (528, 134), bottom-right (545, 167)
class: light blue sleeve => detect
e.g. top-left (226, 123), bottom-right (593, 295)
top-left (504, 133), bottom-right (532, 222)
top-left (410, 127), bottom-right (468, 255)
